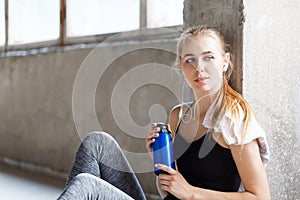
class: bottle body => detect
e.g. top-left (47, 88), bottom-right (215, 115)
top-left (152, 123), bottom-right (175, 176)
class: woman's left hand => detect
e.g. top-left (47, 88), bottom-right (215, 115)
top-left (156, 163), bottom-right (194, 200)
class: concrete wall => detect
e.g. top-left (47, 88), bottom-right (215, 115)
top-left (184, 0), bottom-right (299, 199)
top-left (0, 49), bottom-right (86, 173)
top-left (0, 34), bottom-right (183, 197)
top-left (243, 0), bottom-right (300, 199)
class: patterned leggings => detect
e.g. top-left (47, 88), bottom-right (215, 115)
top-left (57, 132), bottom-right (146, 200)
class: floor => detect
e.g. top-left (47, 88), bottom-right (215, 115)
top-left (0, 164), bottom-right (164, 200)
top-left (0, 164), bottom-right (65, 200)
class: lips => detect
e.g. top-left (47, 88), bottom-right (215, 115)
top-left (194, 77), bottom-right (209, 83)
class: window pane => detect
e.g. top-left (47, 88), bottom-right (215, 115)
top-left (8, 0), bottom-right (60, 45)
top-left (147, 0), bottom-right (184, 28)
top-left (67, 0), bottom-right (140, 37)
top-left (0, 0), bottom-right (4, 46)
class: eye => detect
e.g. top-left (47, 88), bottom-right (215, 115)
top-left (185, 58), bottom-right (195, 63)
top-left (204, 56), bottom-right (214, 61)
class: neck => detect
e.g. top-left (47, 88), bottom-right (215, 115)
top-left (193, 91), bottom-right (217, 117)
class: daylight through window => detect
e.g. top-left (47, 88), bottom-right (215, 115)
top-left (0, 0), bottom-right (5, 46)
top-left (8, 0), bottom-right (60, 45)
top-left (67, 0), bottom-right (140, 37)
top-left (1, 0), bottom-right (183, 49)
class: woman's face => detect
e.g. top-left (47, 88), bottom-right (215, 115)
top-left (180, 35), bottom-right (229, 95)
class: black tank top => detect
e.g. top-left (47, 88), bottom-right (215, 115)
top-left (164, 124), bottom-right (241, 199)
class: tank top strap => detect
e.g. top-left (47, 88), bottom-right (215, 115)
top-left (174, 101), bottom-right (196, 135)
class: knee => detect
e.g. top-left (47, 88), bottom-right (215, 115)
top-left (68, 173), bottom-right (106, 196)
top-left (72, 173), bottom-right (94, 183)
top-left (68, 173), bottom-right (97, 188)
top-left (69, 173), bottom-right (103, 191)
top-left (82, 131), bottom-right (119, 148)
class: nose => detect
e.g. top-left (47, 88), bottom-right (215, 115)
top-left (196, 66), bottom-right (205, 72)
top-left (196, 58), bottom-right (205, 72)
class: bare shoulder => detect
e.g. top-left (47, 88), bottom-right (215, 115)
top-left (168, 104), bottom-right (182, 134)
top-left (169, 104), bottom-right (181, 117)
top-left (168, 102), bottom-right (194, 134)
top-left (212, 132), bottom-right (230, 149)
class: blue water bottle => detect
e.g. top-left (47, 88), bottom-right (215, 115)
top-left (152, 122), bottom-right (176, 176)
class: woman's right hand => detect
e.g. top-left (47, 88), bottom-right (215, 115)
top-left (145, 123), bottom-right (160, 154)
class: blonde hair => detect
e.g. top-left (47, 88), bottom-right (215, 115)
top-left (174, 25), bottom-right (252, 142)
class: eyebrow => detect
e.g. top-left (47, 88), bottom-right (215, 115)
top-left (202, 51), bottom-right (214, 55)
top-left (183, 53), bottom-right (194, 58)
top-left (183, 51), bottom-right (215, 58)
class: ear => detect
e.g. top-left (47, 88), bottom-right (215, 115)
top-left (223, 53), bottom-right (230, 72)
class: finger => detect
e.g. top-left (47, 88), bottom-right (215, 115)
top-left (149, 127), bottom-right (160, 134)
top-left (145, 138), bottom-right (155, 150)
top-left (148, 127), bottom-right (160, 136)
top-left (155, 164), bottom-right (177, 175)
top-left (146, 138), bottom-right (155, 147)
top-left (150, 123), bottom-right (161, 131)
top-left (145, 132), bottom-right (160, 149)
top-left (158, 178), bottom-right (171, 190)
top-left (159, 179), bottom-right (171, 187)
top-left (146, 132), bottom-right (159, 142)
top-left (145, 132), bottom-right (159, 151)
top-left (160, 185), bottom-right (171, 193)
top-left (145, 139), bottom-right (152, 147)
top-left (150, 123), bottom-right (157, 129)
top-left (158, 173), bottom-right (172, 181)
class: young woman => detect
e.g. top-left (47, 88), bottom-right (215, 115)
top-left (146, 25), bottom-right (270, 200)
top-left (58, 25), bottom-right (270, 200)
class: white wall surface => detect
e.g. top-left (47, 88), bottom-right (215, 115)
top-left (243, 0), bottom-right (300, 199)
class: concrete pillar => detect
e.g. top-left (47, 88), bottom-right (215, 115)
top-left (183, 0), bottom-right (300, 199)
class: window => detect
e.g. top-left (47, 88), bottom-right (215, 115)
top-left (67, 0), bottom-right (140, 37)
top-left (1, 0), bottom-right (183, 50)
top-left (147, 0), bottom-right (184, 28)
top-left (8, 0), bottom-right (60, 45)
top-left (0, 0), bottom-right (4, 46)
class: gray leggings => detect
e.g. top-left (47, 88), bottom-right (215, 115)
top-left (57, 132), bottom-right (146, 200)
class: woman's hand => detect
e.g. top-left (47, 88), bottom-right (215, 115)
top-left (156, 164), bottom-right (194, 200)
top-left (145, 123), bottom-right (173, 154)
top-left (145, 123), bottom-right (160, 154)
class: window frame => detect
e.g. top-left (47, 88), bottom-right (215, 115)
top-left (1, 0), bottom-right (183, 52)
